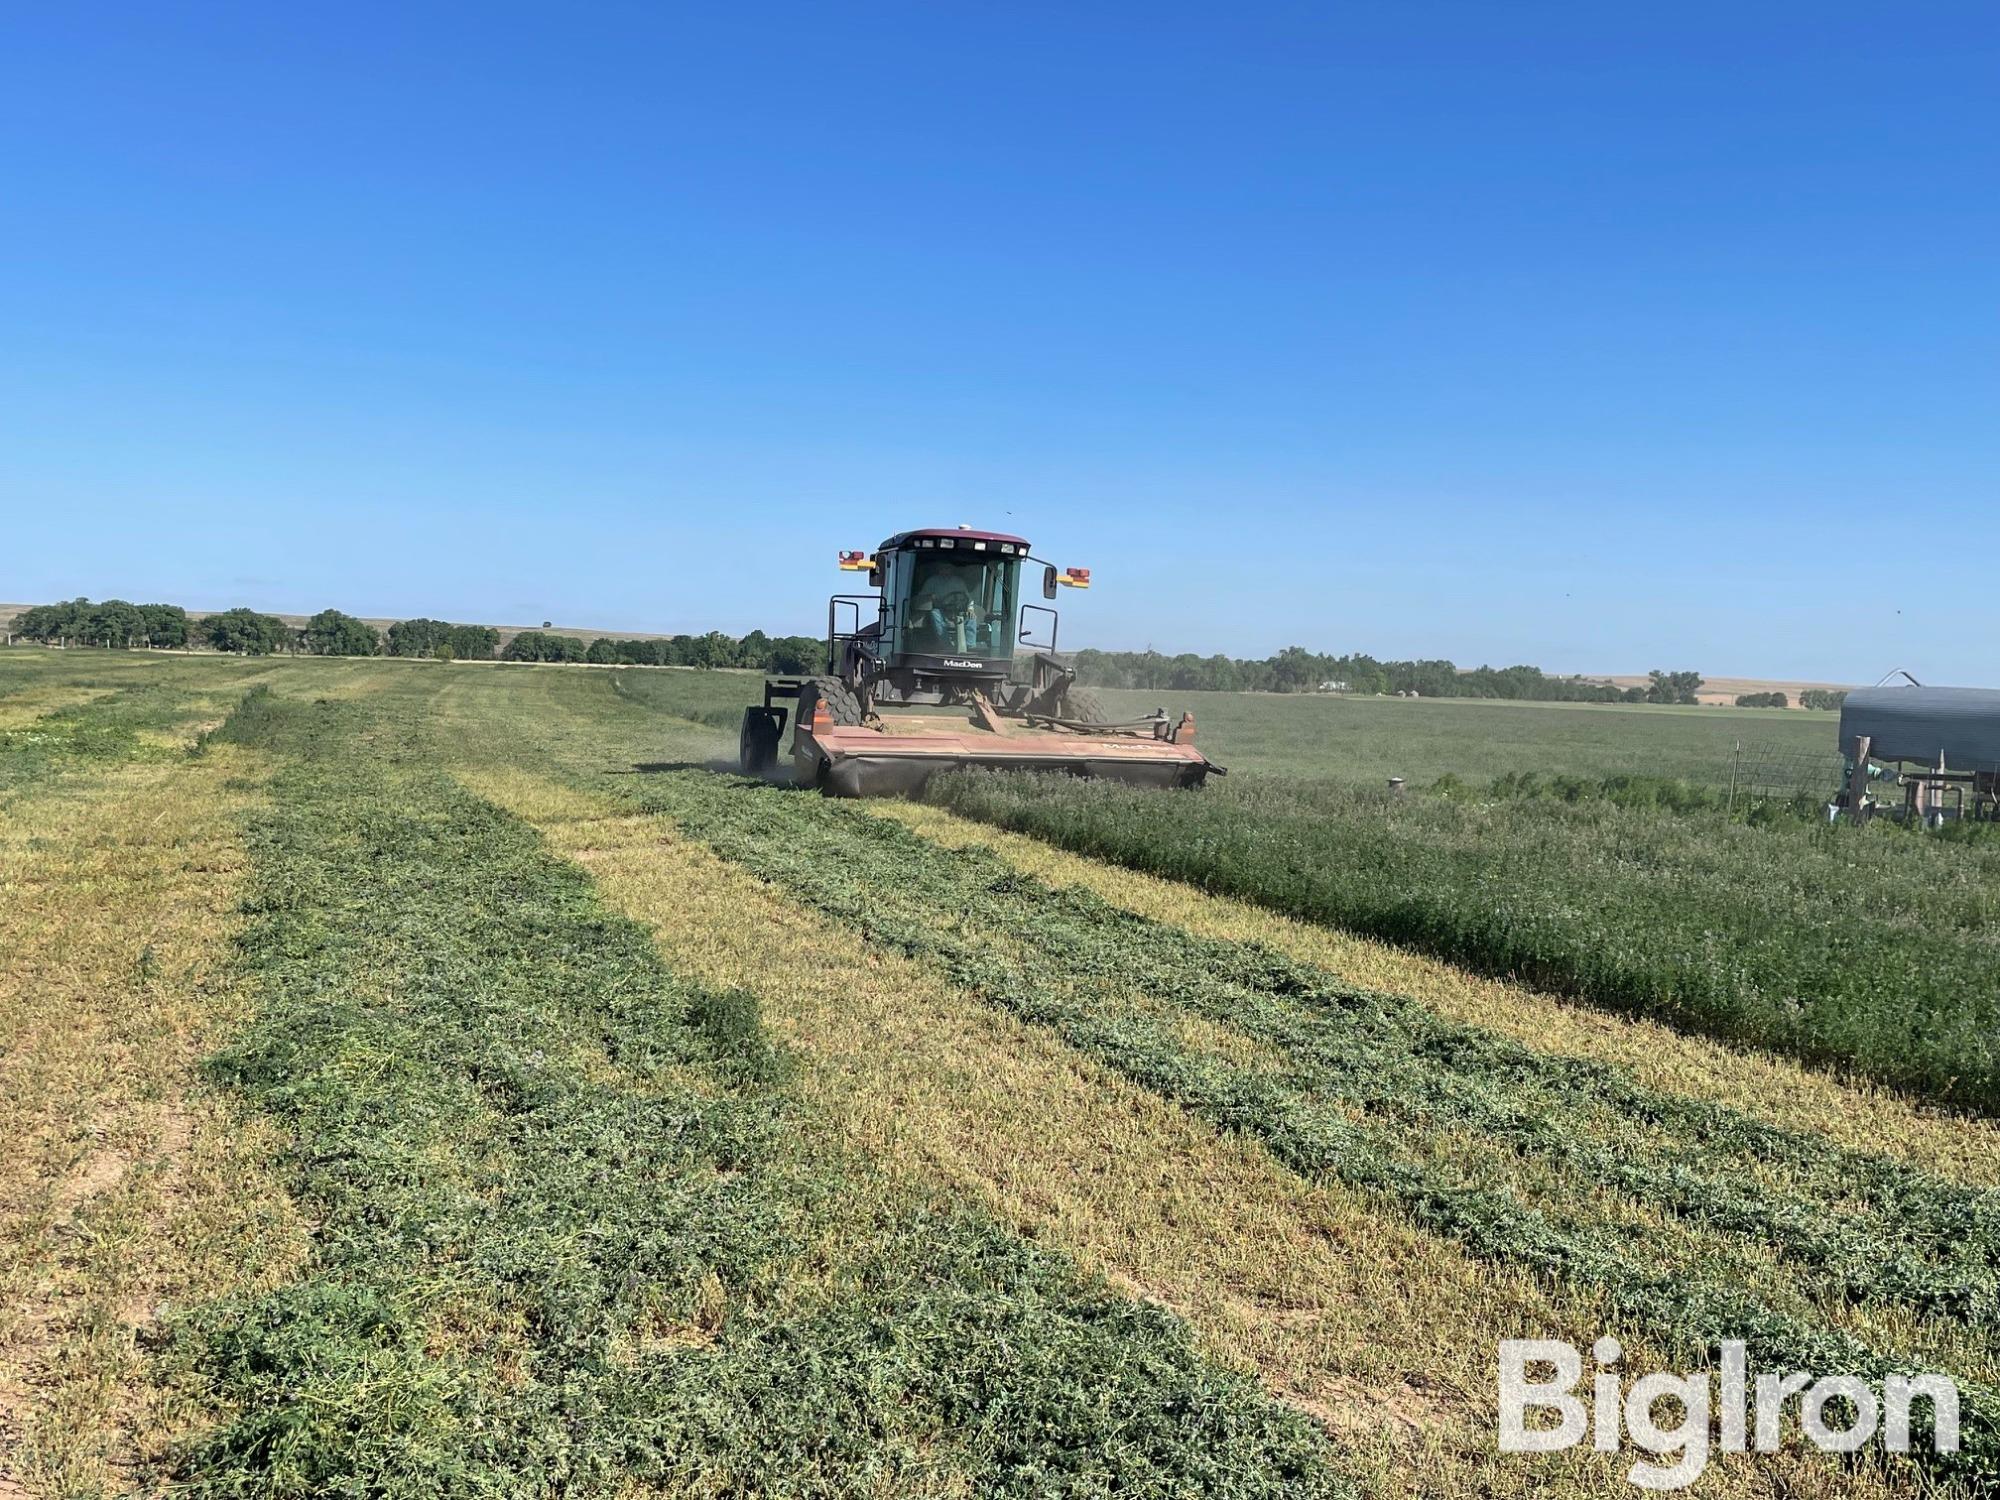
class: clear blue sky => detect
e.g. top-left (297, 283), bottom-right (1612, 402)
top-left (3, 3), bottom-right (1994, 682)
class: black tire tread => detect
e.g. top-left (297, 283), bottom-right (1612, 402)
top-left (800, 675), bottom-right (865, 728)
top-left (1058, 686), bottom-right (1108, 724)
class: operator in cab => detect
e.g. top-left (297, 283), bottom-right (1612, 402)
top-left (907, 563), bottom-right (1001, 655)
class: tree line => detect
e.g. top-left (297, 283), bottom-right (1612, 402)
top-left (7, 598), bottom-right (1853, 708)
top-left (8, 599), bottom-right (498, 659)
top-left (5, 597), bottom-right (824, 672)
top-left (1072, 649), bottom-right (1717, 704)
top-left (500, 628), bottom-right (824, 671)
top-left (12, 599), bottom-right (196, 650)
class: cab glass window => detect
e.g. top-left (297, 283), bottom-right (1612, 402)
top-left (897, 550), bottom-right (1018, 658)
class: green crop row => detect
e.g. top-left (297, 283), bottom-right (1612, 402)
top-left (1072, 901), bottom-right (2000, 1313)
top-left (168, 691), bottom-right (1349, 1498)
top-left (640, 772), bottom-right (2000, 1317)
top-left (1078, 911), bottom-right (2000, 1328)
top-left (924, 770), bottom-right (2000, 1114)
top-left (629, 770), bottom-right (2000, 1493)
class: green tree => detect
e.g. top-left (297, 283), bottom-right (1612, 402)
top-left (138, 603), bottom-right (189, 648)
top-left (205, 607), bottom-right (290, 655)
top-left (87, 599), bottom-right (144, 648)
top-left (612, 638), bottom-right (671, 666)
top-left (1646, 670), bottom-right (1704, 705)
top-left (444, 624), bottom-right (499, 660)
top-left (14, 601), bottom-right (84, 644)
top-left (301, 609), bottom-right (383, 656)
top-left (585, 638), bottom-right (618, 665)
top-left (387, 619), bottom-right (497, 659)
top-left (685, 630), bottom-right (734, 669)
top-left (766, 635), bottom-right (823, 674)
top-left (1266, 647), bottom-right (1321, 694)
top-left (503, 630), bottom-right (585, 662)
top-left (386, 618), bottom-right (450, 657)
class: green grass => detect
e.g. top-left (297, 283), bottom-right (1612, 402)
top-left (604, 662), bottom-right (769, 731)
top-left (167, 685), bottom-right (1350, 1497)
top-left (1099, 685), bottom-right (1836, 785)
top-left (926, 770), bottom-right (2000, 1115)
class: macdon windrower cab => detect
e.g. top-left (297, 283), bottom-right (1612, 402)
top-left (739, 526), bottom-right (1222, 796)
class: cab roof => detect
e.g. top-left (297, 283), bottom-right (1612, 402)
top-left (879, 526), bottom-right (1031, 552)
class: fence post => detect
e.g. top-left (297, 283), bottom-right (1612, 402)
top-left (1845, 734), bottom-right (1872, 821)
top-left (1728, 741), bottom-right (1739, 813)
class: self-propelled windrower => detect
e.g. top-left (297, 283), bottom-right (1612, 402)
top-left (739, 526), bottom-right (1221, 796)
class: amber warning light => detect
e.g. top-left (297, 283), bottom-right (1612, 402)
top-left (1059, 567), bottom-right (1091, 589)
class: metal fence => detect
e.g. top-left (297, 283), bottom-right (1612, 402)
top-left (1726, 740), bottom-right (1844, 809)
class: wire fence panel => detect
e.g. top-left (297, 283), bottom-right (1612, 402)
top-left (1728, 741), bottom-right (1845, 807)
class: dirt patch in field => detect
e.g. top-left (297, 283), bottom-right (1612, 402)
top-left (50, 1150), bottom-right (130, 1217)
